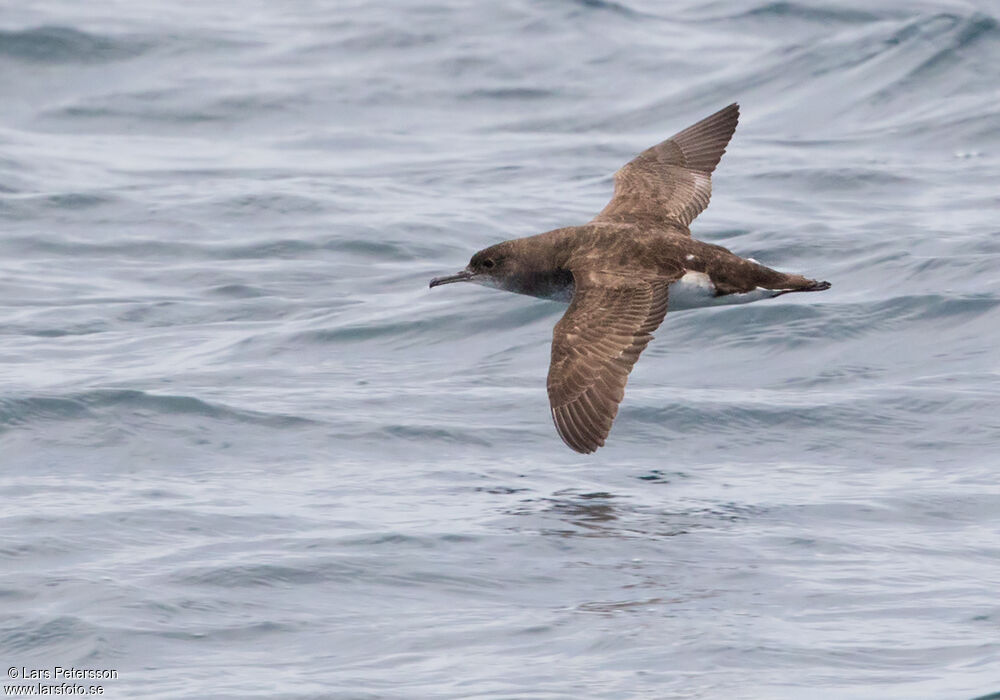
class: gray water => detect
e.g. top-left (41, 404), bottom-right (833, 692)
top-left (2, 0), bottom-right (999, 698)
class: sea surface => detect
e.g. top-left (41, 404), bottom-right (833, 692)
top-left (1, 1), bottom-right (999, 698)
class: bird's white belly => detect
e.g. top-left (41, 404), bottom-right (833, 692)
top-left (667, 271), bottom-right (774, 310)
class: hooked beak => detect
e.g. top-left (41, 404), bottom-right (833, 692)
top-left (429, 269), bottom-right (475, 288)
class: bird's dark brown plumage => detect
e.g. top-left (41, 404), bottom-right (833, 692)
top-left (548, 269), bottom-right (679, 453)
top-left (429, 103), bottom-right (830, 454)
top-left (553, 104), bottom-right (739, 452)
top-left (594, 103), bottom-right (739, 229)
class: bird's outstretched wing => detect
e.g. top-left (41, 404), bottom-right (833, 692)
top-left (592, 103), bottom-right (739, 230)
top-left (547, 268), bottom-right (681, 454)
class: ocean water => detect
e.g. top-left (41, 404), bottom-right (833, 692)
top-left (1, 0), bottom-right (999, 697)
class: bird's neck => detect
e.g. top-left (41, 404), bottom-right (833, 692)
top-left (501, 228), bottom-right (577, 301)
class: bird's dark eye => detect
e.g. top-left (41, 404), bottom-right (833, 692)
top-left (482, 258), bottom-right (495, 269)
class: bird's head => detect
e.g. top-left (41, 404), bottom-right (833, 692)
top-left (429, 242), bottom-right (520, 292)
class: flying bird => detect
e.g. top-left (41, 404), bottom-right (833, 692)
top-left (430, 104), bottom-right (830, 453)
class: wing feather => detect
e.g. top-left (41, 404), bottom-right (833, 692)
top-left (592, 103), bottom-right (739, 230)
top-left (547, 269), bottom-right (679, 453)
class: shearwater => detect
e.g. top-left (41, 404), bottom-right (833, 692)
top-left (430, 104), bottom-right (830, 454)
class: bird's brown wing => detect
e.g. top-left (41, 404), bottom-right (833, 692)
top-left (592, 103), bottom-right (739, 231)
top-left (547, 268), bottom-right (681, 454)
